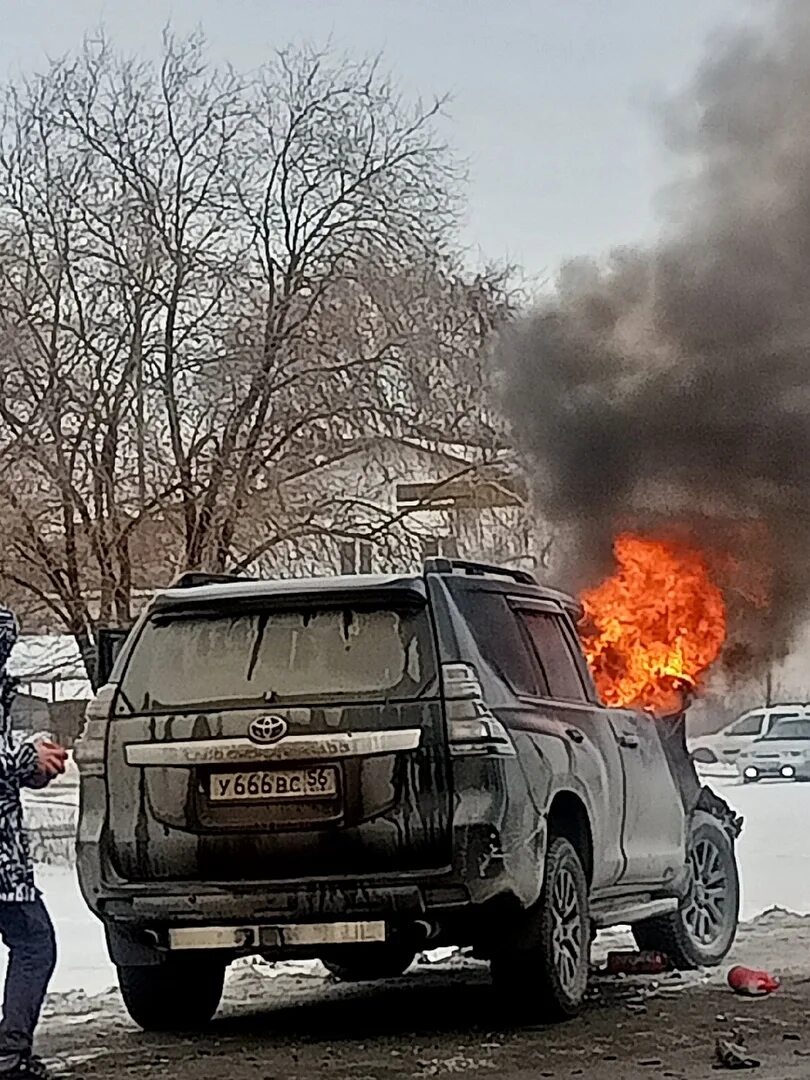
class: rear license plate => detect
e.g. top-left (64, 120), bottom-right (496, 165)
top-left (209, 766), bottom-right (338, 802)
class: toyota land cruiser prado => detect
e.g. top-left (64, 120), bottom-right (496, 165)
top-left (75, 559), bottom-right (740, 1030)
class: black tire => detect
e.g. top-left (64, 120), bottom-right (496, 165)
top-left (490, 837), bottom-right (590, 1022)
top-left (742, 774), bottom-right (759, 785)
top-left (117, 956), bottom-right (225, 1031)
top-left (320, 944), bottom-right (416, 982)
top-left (632, 812), bottom-right (739, 969)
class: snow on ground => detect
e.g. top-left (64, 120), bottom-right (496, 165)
top-left (4, 775), bottom-right (809, 996)
top-left (716, 776), bottom-right (810, 918)
top-left (33, 868), bottom-right (111, 995)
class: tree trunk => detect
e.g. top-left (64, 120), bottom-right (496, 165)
top-left (73, 627), bottom-right (98, 692)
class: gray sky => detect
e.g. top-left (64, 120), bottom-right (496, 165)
top-left (0, 0), bottom-right (757, 281)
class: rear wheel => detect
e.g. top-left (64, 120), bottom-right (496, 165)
top-left (320, 944), bottom-right (416, 982)
top-left (117, 956), bottom-right (225, 1031)
top-left (490, 837), bottom-right (590, 1022)
top-left (633, 813), bottom-right (739, 969)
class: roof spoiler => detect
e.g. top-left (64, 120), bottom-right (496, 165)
top-left (169, 571), bottom-right (254, 589)
top-left (423, 557), bottom-right (537, 586)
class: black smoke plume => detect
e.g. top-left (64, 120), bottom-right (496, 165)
top-left (496, 1), bottom-right (810, 668)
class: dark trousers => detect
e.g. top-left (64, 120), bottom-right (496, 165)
top-left (0, 899), bottom-right (56, 1055)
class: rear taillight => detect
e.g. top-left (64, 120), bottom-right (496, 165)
top-left (74, 684), bottom-right (115, 777)
top-left (442, 663), bottom-right (515, 757)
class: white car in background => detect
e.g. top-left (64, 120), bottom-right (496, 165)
top-left (689, 705), bottom-right (810, 771)
top-left (737, 716), bottom-right (810, 783)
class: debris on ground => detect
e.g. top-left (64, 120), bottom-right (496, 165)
top-left (413, 1056), bottom-right (497, 1076)
top-left (606, 950), bottom-right (668, 975)
top-left (715, 1033), bottom-right (761, 1070)
top-left (727, 966), bottom-right (780, 997)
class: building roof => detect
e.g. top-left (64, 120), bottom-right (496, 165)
top-left (8, 636), bottom-right (92, 700)
top-left (8, 636), bottom-right (86, 682)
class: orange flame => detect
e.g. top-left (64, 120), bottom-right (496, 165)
top-left (580, 533), bottom-right (727, 714)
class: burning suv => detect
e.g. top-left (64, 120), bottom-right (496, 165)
top-left (75, 559), bottom-right (741, 1031)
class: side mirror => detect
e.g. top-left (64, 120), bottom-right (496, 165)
top-left (96, 628), bottom-right (131, 687)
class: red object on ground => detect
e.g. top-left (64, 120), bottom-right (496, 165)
top-left (606, 950), bottom-right (668, 975)
top-left (727, 965), bottom-right (780, 996)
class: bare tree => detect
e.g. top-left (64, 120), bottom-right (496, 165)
top-left (0, 33), bottom-right (515, 685)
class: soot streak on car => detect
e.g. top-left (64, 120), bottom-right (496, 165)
top-left (74, 558), bottom-right (743, 1031)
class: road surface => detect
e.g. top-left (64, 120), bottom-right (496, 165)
top-left (36, 909), bottom-right (810, 1078)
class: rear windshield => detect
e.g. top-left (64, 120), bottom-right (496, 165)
top-left (116, 606), bottom-right (435, 713)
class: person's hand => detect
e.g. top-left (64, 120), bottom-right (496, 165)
top-left (35, 739), bottom-right (67, 778)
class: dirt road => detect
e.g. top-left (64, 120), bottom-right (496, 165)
top-left (39, 911), bottom-right (810, 1080)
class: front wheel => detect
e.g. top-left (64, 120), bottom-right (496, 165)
top-left (320, 944), bottom-right (416, 982)
top-left (633, 812), bottom-right (739, 969)
top-left (117, 956), bottom-right (225, 1031)
top-left (491, 837), bottom-right (590, 1022)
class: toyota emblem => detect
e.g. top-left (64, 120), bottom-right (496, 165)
top-left (248, 715), bottom-right (288, 745)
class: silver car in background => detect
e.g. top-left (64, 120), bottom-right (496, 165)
top-left (689, 704), bottom-right (810, 770)
top-left (737, 717), bottom-right (810, 783)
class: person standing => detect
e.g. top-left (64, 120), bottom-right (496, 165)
top-left (0, 608), bottom-right (66, 1079)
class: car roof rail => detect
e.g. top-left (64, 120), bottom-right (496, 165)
top-left (169, 571), bottom-right (252, 589)
top-left (423, 557), bottom-right (537, 587)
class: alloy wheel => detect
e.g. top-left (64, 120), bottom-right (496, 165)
top-left (682, 836), bottom-right (729, 948)
top-left (550, 863), bottom-right (584, 993)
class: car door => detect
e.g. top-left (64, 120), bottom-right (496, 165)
top-left (519, 605), bottom-right (684, 888)
top-left (515, 602), bottom-right (626, 890)
top-left (607, 707), bottom-right (687, 887)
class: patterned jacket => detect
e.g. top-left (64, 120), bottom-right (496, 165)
top-left (0, 607), bottom-right (40, 902)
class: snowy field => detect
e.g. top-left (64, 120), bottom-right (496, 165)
top-left (6, 775), bottom-right (810, 997)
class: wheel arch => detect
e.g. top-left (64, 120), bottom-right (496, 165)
top-left (547, 790), bottom-right (594, 885)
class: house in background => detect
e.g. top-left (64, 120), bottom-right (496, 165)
top-left (4, 636), bottom-right (91, 746)
top-left (4, 435), bottom-right (547, 640)
top-left (251, 435), bottom-right (545, 580)
top-left (8, 636), bottom-right (92, 701)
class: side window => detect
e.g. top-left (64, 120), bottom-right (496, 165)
top-left (766, 710), bottom-right (800, 730)
top-left (519, 611), bottom-right (588, 703)
top-left (451, 589), bottom-right (543, 697)
top-left (728, 712), bottom-right (765, 737)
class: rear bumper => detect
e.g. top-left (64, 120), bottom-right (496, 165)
top-left (168, 920), bottom-right (386, 951)
top-left (95, 880), bottom-right (474, 966)
top-left (95, 881), bottom-right (470, 925)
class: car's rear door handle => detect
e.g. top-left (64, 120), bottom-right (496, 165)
top-left (566, 728), bottom-right (585, 744)
top-left (618, 733), bottom-right (639, 749)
